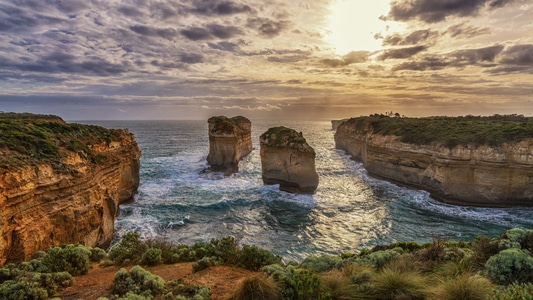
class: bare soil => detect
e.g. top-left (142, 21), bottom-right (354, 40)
top-left (54, 262), bottom-right (256, 300)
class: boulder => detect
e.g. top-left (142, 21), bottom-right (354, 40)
top-left (207, 116), bottom-right (252, 175)
top-left (260, 126), bottom-right (319, 194)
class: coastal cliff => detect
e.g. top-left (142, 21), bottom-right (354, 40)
top-left (207, 116), bottom-right (252, 175)
top-left (260, 127), bottom-right (319, 194)
top-left (334, 115), bottom-right (533, 207)
top-left (0, 114), bottom-right (140, 264)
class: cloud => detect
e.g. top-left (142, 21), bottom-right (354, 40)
top-left (382, 29), bottom-right (436, 46)
top-left (247, 18), bottom-right (291, 38)
top-left (320, 51), bottom-right (370, 67)
top-left (498, 44), bottom-right (533, 65)
top-left (180, 24), bottom-right (243, 41)
top-left (180, 27), bottom-right (212, 41)
top-left (130, 25), bottom-right (179, 40)
top-left (188, 0), bottom-right (253, 16)
top-left (445, 23), bottom-right (491, 38)
top-left (378, 46), bottom-right (427, 60)
top-left (384, 0), bottom-right (517, 23)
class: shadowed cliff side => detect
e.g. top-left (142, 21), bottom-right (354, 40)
top-left (260, 126), bottom-right (319, 194)
top-left (206, 116), bottom-right (252, 175)
top-left (0, 113), bottom-right (140, 264)
top-left (334, 115), bottom-right (533, 207)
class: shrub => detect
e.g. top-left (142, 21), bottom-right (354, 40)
top-left (503, 228), bottom-right (527, 243)
top-left (141, 248), bottom-right (162, 266)
top-left (209, 236), bottom-right (238, 264)
top-left (31, 271), bottom-right (74, 295)
top-left (471, 236), bottom-right (500, 268)
top-left (484, 248), bottom-right (533, 284)
top-left (192, 257), bottom-right (217, 273)
top-left (228, 274), bottom-right (280, 300)
top-left (112, 265), bottom-right (165, 298)
top-left (300, 254), bottom-right (343, 273)
top-left (109, 232), bottom-right (145, 265)
top-left (265, 265), bottom-right (329, 300)
top-left (42, 244), bottom-right (91, 276)
top-left (320, 270), bottom-right (359, 300)
top-left (237, 245), bottom-right (281, 271)
top-left (90, 247), bottom-right (107, 262)
top-left (430, 274), bottom-right (493, 300)
top-left (369, 267), bottom-right (427, 300)
top-left (366, 248), bottom-right (402, 270)
top-left (488, 282), bottom-right (533, 300)
top-left (388, 241), bottom-right (423, 252)
top-left (0, 280), bottom-right (48, 300)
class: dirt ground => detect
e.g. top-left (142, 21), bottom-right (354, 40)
top-left (54, 262), bottom-right (256, 300)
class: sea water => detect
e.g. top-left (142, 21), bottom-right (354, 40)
top-left (80, 120), bottom-right (533, 262)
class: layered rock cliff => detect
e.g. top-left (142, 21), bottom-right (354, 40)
top-left (0, 114), bottom-right (140, 264)
top-left (207, 116), bottom-right (252, 175)
top-left (260, 127), bottom-right (319, 194)
top-left (334, 116), bottom-right (533, 207)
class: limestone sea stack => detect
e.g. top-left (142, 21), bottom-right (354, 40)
top-left (207, 116), bottom-right (252, 175)
top-left (334, 115), bottom-right (533, 207)
top-left (0, 113), bottom-right (140, 264)
top-left (260, 126), bottom-right (319, 194)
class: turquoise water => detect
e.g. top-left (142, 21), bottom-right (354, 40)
top-left (81, 120), bottom-right (533, 262)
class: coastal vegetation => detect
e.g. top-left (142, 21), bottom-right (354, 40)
top-left (345, 114), bottom-right (533, 148)
top-left (260, 126), bottom-right (308, 148)
top-left (1, 228), bottom-right (533, 299)
top-left (0, 112), bottom-right (115, 173)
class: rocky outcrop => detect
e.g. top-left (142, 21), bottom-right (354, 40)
top-left (331, 119), bottom-right (349, 131)
top-left (207, 116), bottom-right (252, 175)
top-left (0, 116), bottom-right (140, 264)
top-left (335, 118), bottom-right (533, 207)
top-left (260, 127), bottom-right (319, 194)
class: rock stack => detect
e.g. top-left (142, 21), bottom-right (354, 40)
top-left (260, 126), bottom-right (319, 194)
top-left (207, 116), bottom-right (253, 175)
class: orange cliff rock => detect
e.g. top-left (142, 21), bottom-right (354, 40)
top-left (334, 117), bottom-right (533, 207)
top-left (0, 115), bottom-right (140, 264)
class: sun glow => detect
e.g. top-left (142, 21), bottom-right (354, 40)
top-left (326, 0), bottom-right (402, 54)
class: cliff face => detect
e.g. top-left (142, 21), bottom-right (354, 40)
top-left (207, 116), bottom-right (252, 175)
top-left (260, 127), bottom-right (319, 194)
top-left (334, 120), bottom-right (533, 207)
top-left (0, 116), bottom-right (140, 264)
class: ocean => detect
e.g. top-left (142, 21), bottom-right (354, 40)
top-left (80, 120), bottom-right (533, 262)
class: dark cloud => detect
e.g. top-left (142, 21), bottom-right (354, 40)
top-left (320, 51), bottom-right (370, 67)
top-left (180, 24), bottom-right (243, 40)
top-left (206, 24), bottom-right (243, 39)
top-left (499, 44), bottom-right (533, 65)
top-left (445, 23), bottom-right (491, 38)
top-left (451, 45), bottom-right (504, 64)
top-left (0, 3), bottom-right (64, 31)
top-left (117, 5), bottom-right (144, 17)
top-left (179, 53), bottom-right (204, 64)
top-left (188, 0), bottom-right (253, 16)
top-left (247, 18), bottom-right (291, 38)
top-left (382, 29), bottom-right (436, 46)
top-left (385, 0), bottom-right (517, 23)
top-left (130, 25), bottom-right (178, 40)
top-left (378, 46), bottom-right (427, 60)
top-left (208, 41), bottom-right (241, 52)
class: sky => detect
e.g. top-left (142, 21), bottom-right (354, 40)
top-left (0, 0), bottom-right (532, 120)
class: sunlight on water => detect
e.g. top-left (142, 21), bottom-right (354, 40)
top-left (84, 120), bottom-right (533, 262)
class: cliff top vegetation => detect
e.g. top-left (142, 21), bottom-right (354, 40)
top-left (208, 115), bottom-right (251, 135)
top-left (344, 114), bottom-right (533, 148)
top-left (0, 112), bottom-right (118, 173)
top-left (260, 126), bottom-right (308, 148)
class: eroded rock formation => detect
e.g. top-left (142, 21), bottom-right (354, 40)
top-left (0, 115), bottom-right (140, 264)
top-left (335, 118), bottom-right (533, 207)
top-left (207, 116), bottom-right (252, 175)
top-left (260, 127), bottom-right (319, 194)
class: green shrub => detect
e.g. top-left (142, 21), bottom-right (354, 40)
top-left (366, 248), bottom-right (402, 270)
top-left (485, 248), bottom-right (533, 284)
top-left (388, 241), bottom-right (423, 252)
top-left (504, 228), bottom-right (527, 243)
top-left (265, 265), bottom-right (329, 300)
top-left (488, 282), bottom-right (533, 300)
top-left (192, 257), bottom-right (217, 273)
top-left (228, 274), bottom-right (280, 300)
top-left (300, 254), bottom-right (343, 273)
top-left (209, 236), bottom-right (238, 264)
top-left (109, 232), bottom-right (145, 265)
top-left (237, 245), bottom-right (281, 271)
top-left (0, 280), bottom-right (48, 300)
top-left (471, 236), bottom-right (500, 268)
top-left (31, 271), bottom-right (74, 295)
top-left (90, 247), bottom-right (107, 262)
top-left (430, 274), bottom-right (493, 300)
top-left (42, 244), bottom-right (91, 276)
top-left (112, 265), bottom-right (165, 298)
top-left (141, 248), bottom-right (162, 266)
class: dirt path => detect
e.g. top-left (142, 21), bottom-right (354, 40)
top-left (54, 262), bottom-right (255, 300)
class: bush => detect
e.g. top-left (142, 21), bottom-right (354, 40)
top-left (369, 267), bottom-right (427, 300)
top-left (209, 236), bottom-right (238, 264)
top-left (366, 248), bottom-right (402, 270)
top-left (90, 247), bottom-right (107, 262)
top-left (471, 236), bottom-right (500, 268)
top-left (112, 265), bottom-right (165, 298)
top-left (42, 244), bottom-right (91, 276)
top-left (229, 274), bottom-right (280, 300)
top-left (192, 257), bottom-right (217, 273)
top-left (265, 265), bottom-right (329, 300)
top-left (485, 248), bottom-right (533, 284)
top-left (141, 248), bottom-right (162, 266)
top-left (488, 282), bottom-right (533, 300)
top-left (0, 280), bottom-right (48, 300)
top-left (320, 270), bottom-right (359, 300)
top-left (237, 245), bottom-right (281, 271)
top-left (300, 254), bottom-right (343, 273)
top-left (430, 274), bottom-right (493, 300)
top-left (109, 232), bottom-right (145, 265)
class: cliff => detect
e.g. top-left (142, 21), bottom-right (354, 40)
top-left (207, 116), bottom-right (252, 175)
top-left (260, 127), bottom-right (319, 194)
top-left (334, 116), bottom-right (533, 207)
top-left (0, 114), bottom-right (140, 264)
